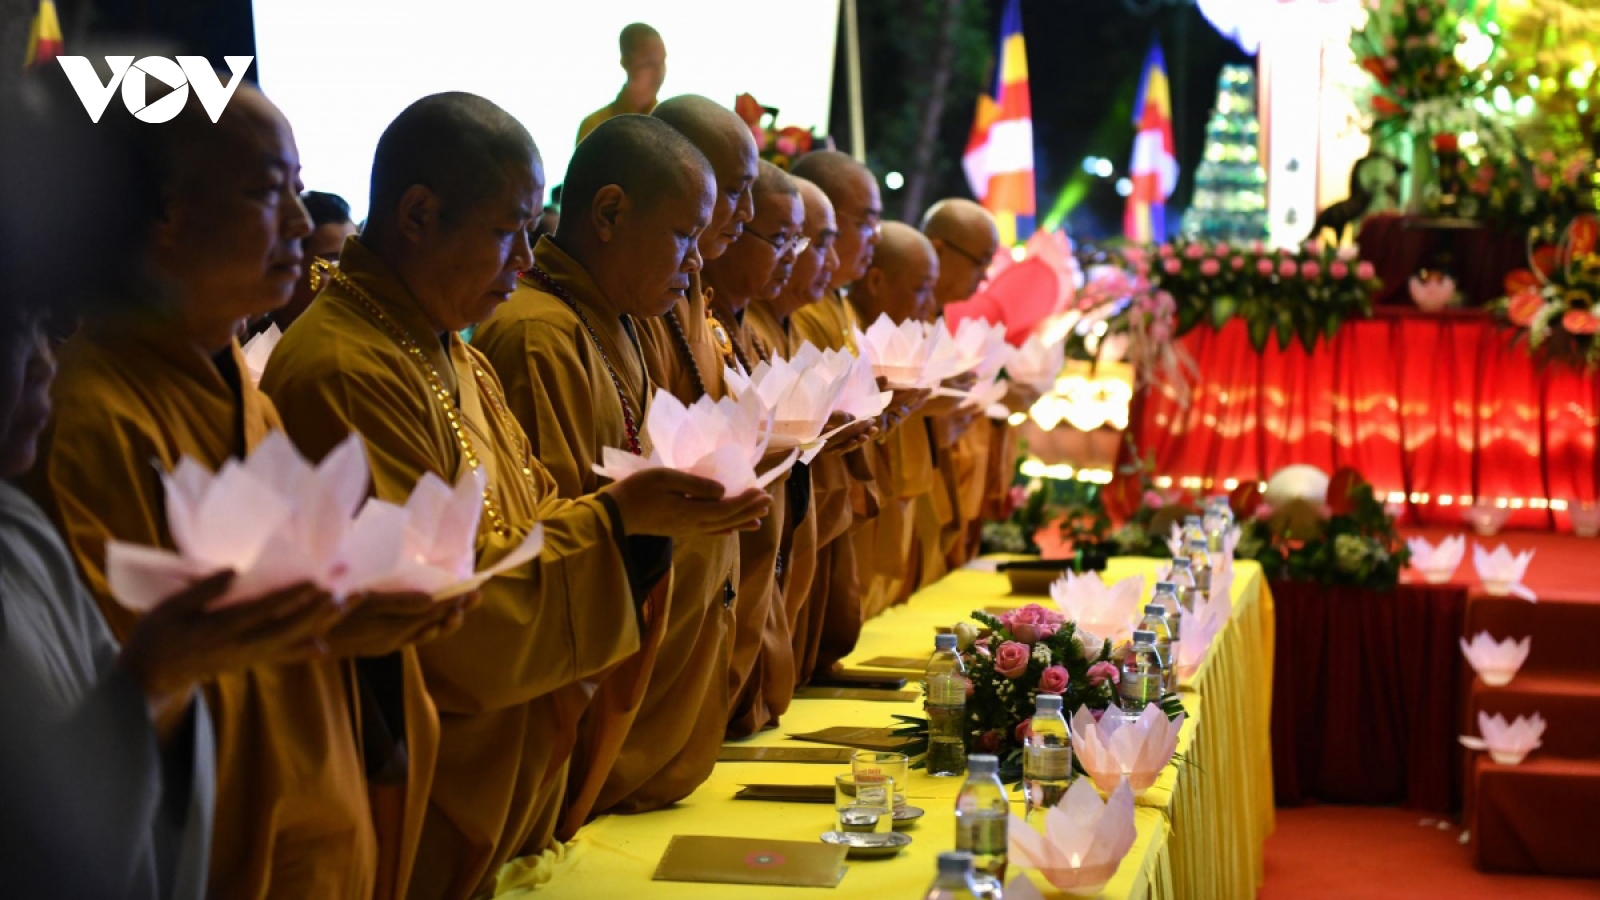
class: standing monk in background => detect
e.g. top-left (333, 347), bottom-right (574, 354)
top-left (262, 93), bottom-right (766, 900)
top-left (577, 23), bottom-right (666, 144)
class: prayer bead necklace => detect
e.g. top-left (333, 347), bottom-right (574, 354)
top-left (663, 307), bottom-right (711, 399)
top-left (708, 305), bottom-right (770, 374)
top-left (312, 259), bottom-right (532, 537)
top-left (520, 265), bottom-right (644, 455)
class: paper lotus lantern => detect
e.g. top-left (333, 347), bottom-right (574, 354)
top-left (829, 347), bottom-right (893, 421)
top-left (1006, 331), bottom-right (1068, 396)
top-left (946, 316), bottom-right (1014, 381)
top-left (1070, 703), bottom-right (1184, 796)
top-left (1408, 273), bottom-right (1458, 312)
top-left (1049, 571), bottom-right (1146, 649)
top-left (1567, 503), bottom-right (1600, 538)
top-left (722, 347), bottom-right (848, 450)
top-left (1463, 502), bottom-right (1510, 537)
top-left (1006, 779), bottom-right (1137, 897)
top-left (1262, 464), bottom-right (1329, 508)
top-left (241, 323), bottom-right (281, 388)
top-left (1460, 711), bottom-right (1545, 765)
top-left (1459, 632), bottom-right (1531, 687)
top-left (594, 389), bottom-right (793, 496)
top-left (853, 314), bottom-right (951, 388)
top-left (1406, 534), bottom-right (1466, 584)
top-left (1472, 543), bottom-right (1537, 601)
top-left (106, 432), bottom-right (544, 611)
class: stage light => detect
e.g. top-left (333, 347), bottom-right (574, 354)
top-left (1010, 246), bottom-right (1027, 261)
top-left (1081, 156), bottom-right (1101, 174)
top-left (1515, 95), bottom-right (1535, 117)
top-left (885, 171), bottom-right (904, 190)
top-left (1094, 159), bottom-right (1114, 178)
top-left (1116, 178), bottom-right (1133, 197)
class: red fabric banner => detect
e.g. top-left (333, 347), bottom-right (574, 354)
top-left (1135, 310), bottom-right (1600, 530)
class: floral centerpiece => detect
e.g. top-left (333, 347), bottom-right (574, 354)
top-left (895, 604), bottom-right (1182, 782)
top-left (1350, 0), bottom-right (1478, 141)
top-left (1493, 213), bottom-right (1600, 368)
top-left (733, 93), bottom-right (830, 171)
top-left (1438, 145), bottom-right (1598, 228)
top-left (1126, 239), bottom-right (1381, 353)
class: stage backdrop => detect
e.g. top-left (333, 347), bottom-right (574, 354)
top-left (252, 0), bottom-right (841, 223)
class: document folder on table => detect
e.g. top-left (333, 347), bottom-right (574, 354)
top-left (787, 726), bottom-right (914, 752)
top-left (717, 745), bottom-right (855, 763)
top-left (654, 835), bottom-right (847, 887)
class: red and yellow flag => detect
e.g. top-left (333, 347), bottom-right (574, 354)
top-left (23, 1), bottom-right (64, 70)
top-left (962, 0), bottom-right (1035, 247)
top-left (1124, 42), bottom-right (1178, 244)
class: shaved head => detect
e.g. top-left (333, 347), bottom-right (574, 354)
top-left (620, 22), bottom-right (661, 58)
top-left (755, 160), bottom-right (799, 202)
top-left (921, 197), bottom-right (999, 305)
top-left (563, 113), bottom-right (710, 222)
top-left (370, 92), bottom-right (541, 229)
top-left (791, 150), bottom-right (881, 286)
top-left (653, 94), bottom-right (759, 258)
top-left (852, 221), bottom-right (937, 325)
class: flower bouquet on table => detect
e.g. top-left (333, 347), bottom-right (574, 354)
top-left (1135, 238), bottom-right (1381, 353)
top-left (1228, 466), bottom-right (1411, 589)
top-left (732, 92), bottom-right (831, 172)
top-left (894, 603), bottom-right (1183, 782)
top-left (1492, 213), bottom-right (1600, 369)
top-left (1348, 0), bottom-right (1474, 141)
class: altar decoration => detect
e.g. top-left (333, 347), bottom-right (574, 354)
top-left (1129, 239), bottom-right (1381, 352)
top-left (894, 602), bottom-right (1182, 782)
top-left (732, 93), bottom-right (830, 171)
top-left (1460, 631), bottom-right (1532, 686)
top-left (1406, 534), bottom-right (1466, 583)
top-left (1472, 542), bottom-right (1537, 600)
top-left (1070, 703), bottom-right (1186, 797)
top-left (1006, 779), bottom-right (1138, 897)
top-left (1492, 214), bottom-right (1600, 368)
top-left (1460, 710), bottom-right (1545, 765)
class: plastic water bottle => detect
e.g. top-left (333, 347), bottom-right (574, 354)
top-left (1167, 557), bottom-right (1198, 613)
top-left (1204, 496), bottom-right (1233, 553)
top-left (1181, 514), bottom-right (1206, 549)
top-left (1151, 581), bottom-right (1183, 642)
top-left (1187, 538), bottom-right (1213, 597)
top-left (1118, 630), bottom-right (1167, 714)
top-left (1139, 604), bottom-right (1175, 683)
top-left (925, 633), bottom-right (968, 777)
top-left (955, 754), bottom-right (1008, 895)
top-left (1023, 694), bottom-right (1072, 819)
top-left (922, 851), bottom-right (983, 900)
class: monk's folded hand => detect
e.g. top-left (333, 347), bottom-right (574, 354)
top-left (320, 590), bottom-right (476, 659)
top-left (605, 469), bottom-right (773, 537)
top-left (919, 393), bottom-right (969, 417)
top-left (878, 387), bottom-right (931, 435)
top-left (822, 414), bottom-right (877, 455)
top-left (943, 371), bottom-right (979, 393)
top-left (119, 573), bottom-right (346, 703)
top-left (1002, 380), bottom-right (1042, 414)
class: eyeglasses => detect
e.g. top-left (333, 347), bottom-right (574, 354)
top-left (943, 238), bottom-right (994, 269)
top-left (838, 209), bottom-right (882, 238)
top-left (746, 227), bottom-right (811, 256)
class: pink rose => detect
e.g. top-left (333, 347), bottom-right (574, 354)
top-left (1214, 242), bottom-right (1231, 256)
top-left (1183, 242), bottom-right (1206, 259)
top-left (1416, 5), bottom-right (1430, 22)
top-left (1003, 605), bottom-right (1065, 644)
top-left (1383, 56), bottom-right (1399, 72)
top-left (1301, 261), bottom-right (1322, 279)
top-left (1535, 173), bottom-right (1552, 190)
top-left (993, 641), bottom-right (1031, 679)
top-left (1014, 718), bottom-right (1034, 743)
top-left (1087, 660), bottom-right (1121, 687)
top-left (1256, 258), bottom-right (1274, 275)
top-left (1538, 149), bottom-right (1558, 165)
top-left (1162, 258), bottom-right (1182, 275)
top-left (1231, 255), bottom-right (1246, 271)
top-left (977, 730), bottom-right (1002, 753)
top-left (1200, 258), bottom-right (1221, 277)
top-left (1330, 261), bottom-right (1349, 279)
top-left (1142, 489), bottom-right (1165, 507)
top-left (1356, 261), bottom-right (1377, 280)
top-left (1278, 260), bottom-right (1299, 278)
top-left (1158, 243), bottom-right (1176, 258)
top-left (1038, 665), bottom-right (1071, 694)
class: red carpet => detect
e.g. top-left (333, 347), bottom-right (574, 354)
top-left (1260, 806), bottom-right (1600, 900)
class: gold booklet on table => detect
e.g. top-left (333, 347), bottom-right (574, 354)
top-left (654, 835), bottom-right (848, 887)
top-left (787, 726), bottom-right (914, 752)
top-left (718, 745), bottom-right (855, 763)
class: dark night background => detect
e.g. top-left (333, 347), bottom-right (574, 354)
top-left (3, 0), bottom-right (1251, 241)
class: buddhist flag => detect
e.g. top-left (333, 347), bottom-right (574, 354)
top-left (1124, 41), bottom-right (1178, 244)
top-left (962, 0), bottom-right (1035, 247)
top-left (23, 1), bottom-right (63, 70)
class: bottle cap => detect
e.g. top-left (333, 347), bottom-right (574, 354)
top-left (968, 754), bottom-right (999, 774)
top-left (1188, 538), bottom-right (1208, 550)
top-left (1035, 694), bottom-right (1063, 714)
top-left (1185, 515), bottom-right (1201, 524)
top-left (937, 851), bottom-right (975, 874)
top-left (1154, 581), bottom-right (1177, 592)
top-left (1170, 558), bottom-right (1191, 568)
top-left (1133, 629), bottom-right (1156, 643)
top-left (1144, 604), bottom-right (1166, 616)
top-left (935, 633), bottom-right (958, 652)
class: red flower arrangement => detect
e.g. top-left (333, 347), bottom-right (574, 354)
top-left (732, 93), bottom-right (830, 171)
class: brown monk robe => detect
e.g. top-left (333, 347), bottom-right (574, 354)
top-left (923, 199), bottom-right (1009, 566)
top-left (844, 222), bottom-right (948, 621)
top-left (472, 111), bottom-right (738, 837)
top-left (25, 87), bottom-right (472, 900)
top-left (263, 96), bottom-right (767, 900)
top-left (706, 162), bottom-right (872, 737)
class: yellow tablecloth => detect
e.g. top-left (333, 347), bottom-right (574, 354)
top-left (501, 559), bottom-right (1272, 899)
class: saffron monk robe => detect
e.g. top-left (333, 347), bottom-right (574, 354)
top-left (788, 152), bottom-right (928, 676)
top-left (260, 94), bottom-right (767, 900)
top-left (705, 163), bottom-right (876, 737)
top-left (472, 108), bottom-right (762, 850)
top-left (23, 86), bottom-right (479, 900)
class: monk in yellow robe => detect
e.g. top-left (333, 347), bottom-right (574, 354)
top-left (787, 152), bottom-right (927, 674)
top-left (472, 108), bottom-right (751, 837)
top-left (576, 23), bottom-right (665, 144)
top-left (923, 199), bottom-right (1035, 564)
top-left (25, 87), bottom-right (473, 900)
top-left (262, 94), bottom-right (768, 900)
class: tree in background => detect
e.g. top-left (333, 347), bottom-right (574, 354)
top-left (1179, 64), bottom-right (1268, 243)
